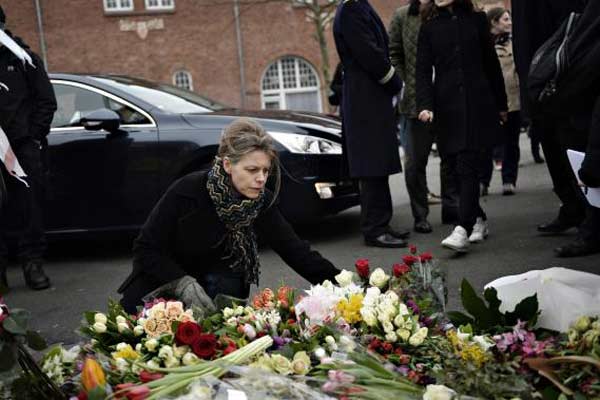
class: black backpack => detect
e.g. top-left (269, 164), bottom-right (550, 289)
top-left (528, 12), bottom-right (581, 106)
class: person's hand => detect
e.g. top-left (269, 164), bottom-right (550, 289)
top-left (418, 110), bottom-right (434, 123)
top-left (499, 111), bottom-right (508, 124)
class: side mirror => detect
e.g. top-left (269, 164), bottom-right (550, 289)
top-left (80, 109), bottom-right (121, 133)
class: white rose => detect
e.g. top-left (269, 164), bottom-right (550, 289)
top-left (398, 328), bottom-right (411, 341)
top-left (164, 356), bottom-right (180, 368)
top-left (145, 338), bottom-right (159, 352)
top-left (158, 345), bottom-right (174, 359)
top-left (115, 357), bottom-right (129, 372)
top-left (94, 313), bottom-right (107, 324)
top-left (92, 322), bottom-right (107, 333)
top-left (384, 291), bottom-right (399, 305)
top-left (398, 303), bottom-right (410, 316)
top-left (117, 322), bottom-right (130, 333)
top-left (133, 325), bottom-right (145, 336)
top-left (222, 307), bottom-right (234, 319)
top-left (173, 344), bottom-right (189, 358)
top-left (382, 320), bottom-right (395, 333)
top-left (361, 308), bottom-right (378, 327)
top-left (369, 268), bottom-right (390, 288)
top-left (385, 332), bottom-right (398, 342)
top-left (182, 352), bottom-right (200, 366)
top-left (135, 343), bottom-right (143, 353)
top-left (423, 384), bottom-right (456, 400)
top-left (115, 315), bottom-right (127, 325)
top-left (335, 270), bottom-right (355, 287)
top-left (365, 286), bottom-right (381, 298)
top-left (146, 359), bottom-right (160, 370)
top-left (116, 342), bottom-right (128, 351)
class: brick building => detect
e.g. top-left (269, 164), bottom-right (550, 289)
top-left (2, 0), bottom-right (507, 111)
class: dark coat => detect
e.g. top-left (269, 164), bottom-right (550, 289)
top-left (511, 0), bottom-right (585, 119)
top-left (416, 8), bottom-right (507, 155)
top-left (0, 33), bottom-right (56, 143)
top-left (333, 0), bottom-right (403, 178)
top-left (118, 171), bottom-right (340, 309)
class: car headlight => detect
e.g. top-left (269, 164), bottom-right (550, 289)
top-left (268, 132), bottom-right (342, 155)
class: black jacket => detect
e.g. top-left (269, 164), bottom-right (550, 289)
top-left (118, 171), bottom-right (340, 304)
top-left (0, 32), bottom-right (56, 143)
top-left (511, 0), bottom-right (585, 119)
top-left (333, 0), bottom-right (402, 178)
top-left (416, 8), bottom-right (507, 155)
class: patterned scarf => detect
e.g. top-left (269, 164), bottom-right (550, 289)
top-left (206, 157), bottom-right (265, 286)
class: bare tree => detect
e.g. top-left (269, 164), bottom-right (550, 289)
top-left (290, 0), bottom-right (337, 107)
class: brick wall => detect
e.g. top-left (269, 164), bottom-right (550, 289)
top-left (1, 0), bottom-right (410, 110)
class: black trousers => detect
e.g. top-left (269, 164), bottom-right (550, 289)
top-left (0, 139), bottom-right (47, 263)
top-left (444, 151), bottom-right (486, 235)
top-left (359, 176), bottom-right (393, 239)
top-left (480, 111), bottom-right (522, 186)
top-left (537, 117), bottom-right (587, 223)
top-left (403, 117), bottom-right (458, 223)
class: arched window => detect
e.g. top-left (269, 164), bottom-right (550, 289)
top-left (261, 56), bottom-right (322, 112)
top-left (173, 70), bottom-right (193, 91)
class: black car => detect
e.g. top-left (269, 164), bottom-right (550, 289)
top-left (45, 74), bottom-right (359, 235)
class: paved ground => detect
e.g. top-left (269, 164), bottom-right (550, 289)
top-left (3, 135), bottom-right (598, 345)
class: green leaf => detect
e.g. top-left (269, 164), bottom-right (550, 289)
top-left (460, 279), bottom-right (494, 329)
top-left (0, 343), bottom-right (16, 371)
top-left (483, 287), bottom-right (503, 322)
top-left (84, 311), bottom-right (97, 325)
top-left (2, 316), bottom-right (26, 335)
top-left (447, 311), bottom-right (474, 327)
top-left (505, 294), bottom-right (539, 326)
top-left (87, 386), bottom-right (107, 400)
top-left (26, 330), bottom-right (47, 350)
top-left (9, 308), bottom-right (30, 329)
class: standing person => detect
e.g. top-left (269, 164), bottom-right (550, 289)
top-left (416, 0), bottom-right (507, 252)
top-left (512, 0), bottom-right (587, 235)
top-left (0, 6), bottom-right (56, 290)
top-left (487, 7), bottom-right (522, 196)
top-left (388, 0), bottom-right (458, 234)
top-left (333, 0), bottom-right (409, 248)
top-left (119, 118), bottom-right (341, 312)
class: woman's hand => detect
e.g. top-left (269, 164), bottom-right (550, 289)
top-left (418, 110), bottom-right (434, 123)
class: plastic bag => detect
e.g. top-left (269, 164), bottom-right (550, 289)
top-left (485, 267), bottom-right (600, 332)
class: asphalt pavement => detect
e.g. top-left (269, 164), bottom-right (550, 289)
top-left (3, 135), bottom-right (599, 346)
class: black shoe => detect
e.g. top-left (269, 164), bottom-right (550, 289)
top-left (533, 153), bottom-right (545, 164)
top-left (414, 220), bottom-right (433, 234)
top-left (537, 217), bottom-right (579, 234)
top-left (554, 238), bottom-right (600, 258)
top-left (365, 233), bottom-right (408, 248)
top-left (386, 227), bottom-right (410, 240)
top-left (22, 260), bottom-right (50, 290)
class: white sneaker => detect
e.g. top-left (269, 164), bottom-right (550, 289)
top-left (441, 226), bottom-right (470, 252)
top-left (469, 217), bottom-right (489, 243)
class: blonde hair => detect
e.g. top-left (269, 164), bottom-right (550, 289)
top-left (218, 117), bottom-right (281, 201)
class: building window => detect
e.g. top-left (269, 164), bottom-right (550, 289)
top-left (104, 0), bottom-right (134, 12)
top-left (173, 70), bottom-right (193, 91)
top-left (261, 56), bottom-right (322, 112)
top-left (145, 0), bottom-right (175, 10)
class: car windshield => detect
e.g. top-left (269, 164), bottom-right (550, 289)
top-left (90, 76), bottom-right (228, 113)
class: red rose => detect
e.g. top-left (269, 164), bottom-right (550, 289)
top-left (192, 333), bottom-right (218, 359)
top-left (175, 321), bottom-right (202, 346)
top-left (355, 259), bottom-right (370, 278)
top-left (409, 244), bottom-right (417, 254)
top-left (392, 263), bottom-right (411, 277)
top-left (402, 255), bottom-right (418, 266)
top-left (382, 342), bottom-right (393, 353)
top-left (139, 370), bottom-right (164, 383)
top-left (420, 252), bottom-right (433, 262)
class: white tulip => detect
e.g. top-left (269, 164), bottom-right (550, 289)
top-left (145, 338), bottom-right (159, 352)
top-left (164, 356), bottom-right (180, 368)
top-left (94, 313), bottom-right (107, 325)
top-left (135, 343), bottom-right (143, 353)
top-left (182, 352), bottom-right (200, 366)
top-left (116, 342), bottom-right (128, 351)
top-left (146, 359), bottom-right (160, 370)
top-left (385, 332), bottom-right (398, 342)
top-left (115, 315), bottom-right (127, 324)
top-left (92, 322), bottom-right (107, 333)
top-left (133, 325), bottom-right (145, 337)
top-left (117, 322), bottom-right (129, 333)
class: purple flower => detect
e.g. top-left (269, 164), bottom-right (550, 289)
top-left (406, 300), bottom-right (420, 315)
top-left (272, 336), bottom-right (285, 349)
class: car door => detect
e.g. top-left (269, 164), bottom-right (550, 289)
top-left (45, 80), bottom-right (160, 233)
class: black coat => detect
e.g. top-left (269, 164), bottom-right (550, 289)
top-left (333, 0), bottom-right (402, 178)
top-left (416, 9), bottom-right (507, 155)
top-left (0, 33), bottom-right (56, 143)
top-left (118, 171), bottom-right (339, 308)
top-left (511, 0), bottom-right (585, 119)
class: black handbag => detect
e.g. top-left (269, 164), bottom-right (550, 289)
top-left (528, 12), bottom-right (580, 106)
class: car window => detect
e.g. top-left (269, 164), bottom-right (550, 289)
top-left (51, 83), bottom-right (150, 128)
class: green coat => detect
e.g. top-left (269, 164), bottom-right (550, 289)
top-left (388, 5), bottom-right (421, 118)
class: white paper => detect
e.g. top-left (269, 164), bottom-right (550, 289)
top-left (567, 149), bottom-right (600, 207)
top-left (486, 268), bottom-right (600, 332)
top-left (0, 125), bottom-right (29, 186)
top-left (227, 389), bottom-right (248, 400)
